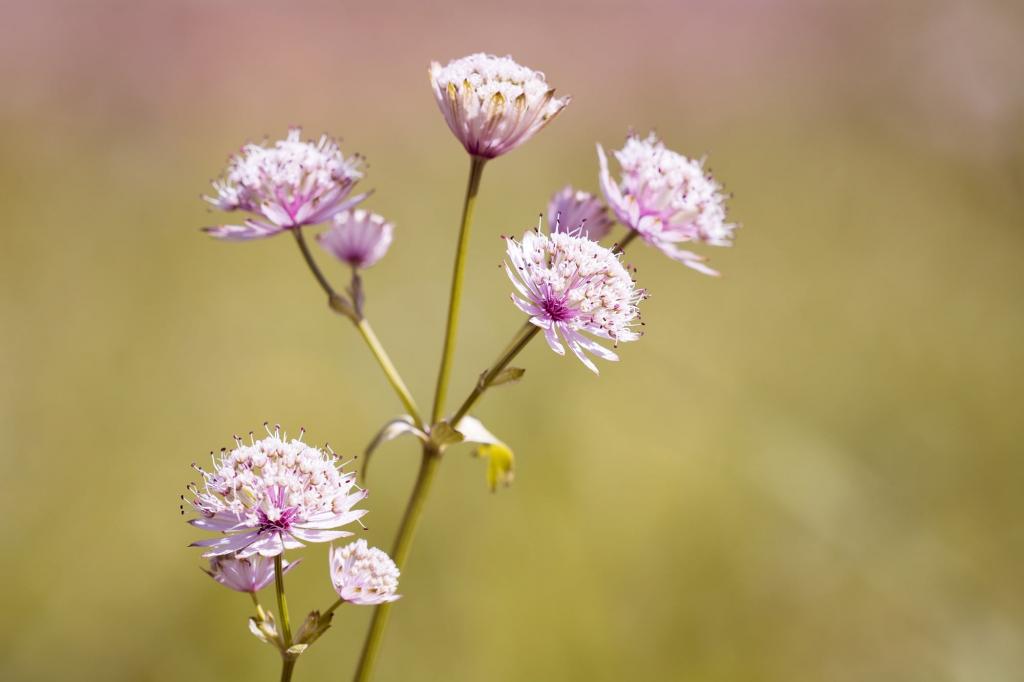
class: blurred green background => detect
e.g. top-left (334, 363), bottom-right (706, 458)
top-left (2, 1), bottom-right (1023, 680)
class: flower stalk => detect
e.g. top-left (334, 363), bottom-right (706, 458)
top-left (292, 228), bottom-right (423, 427)
top-left (451, 322), bottom-right (539, 426)
top-left (430, 154), bottom-right (487, 424)
top-left (614, 229), bottom-right (639, 253)
top-left (355, 318), bottom-right (424, 428)
top-left (354, 153), bottom-right (492, 680)
top-left (275, 555), bottom-right (296, 682)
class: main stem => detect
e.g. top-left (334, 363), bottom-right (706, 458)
top-left (430, 155), bottom-right (487, 425)
top-left (353, 446), bottom-right (441, 681)
top-left (354, 155), bottom-right (487, 681)
top-left (451, 322), bottom-right (539, 427)
top-left (292, 228), bottom-right (423, 427)
top-left (275, 555), bottom-right (296, 682)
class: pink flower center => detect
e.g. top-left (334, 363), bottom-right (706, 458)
top-left (541, 295), bottom-right (573, 322)
top-left (257, 506), bottom-right (299, 534)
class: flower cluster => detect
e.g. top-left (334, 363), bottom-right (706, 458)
top-left (318, 209), bottom-right (394, 269)
top-left (204, 128), bottom-right (368, 240)
top-left (430, 53), bottom-right (570, 158)
top-left (204, 554), bottom-right (299, 593)
top-left (548, 185), bottom-right (614, 240)
top-left (187, 426), bottom-right (367, 557)
top-left (599, 132), bottom-right (734, 275)
top-left (505, 227), bottom-right (646, 374)
top-left (329, 539), bottom-right (402, 605)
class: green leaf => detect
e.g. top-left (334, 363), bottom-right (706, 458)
top-left (487, 366), bottom-right (526, 387)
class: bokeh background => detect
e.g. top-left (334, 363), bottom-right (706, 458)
top-left (2, 1), bottom-right (1023, 680)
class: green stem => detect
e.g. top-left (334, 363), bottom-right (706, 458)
top-left (275, 555), bottom-right (296, 681)
top-left (274, 555), bottom-right (293, 646)
top-left (451, 322), bottom-right (539, 427)
top-left (352, 154), bottom-right (488, 681)
top-left (292, 227), bottom-right (341, 305)
top-left (430, 155), bottom-right (488, 425)
top-left (353, 446), bottom-right (441, 682)
top-left (324, 597), bottom-right (345, 617)
top-left (292, 228), bottom-right (422, 426)
top-left (356, 319), bottom-right (424, 428)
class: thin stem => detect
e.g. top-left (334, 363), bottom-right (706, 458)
top-left (274, 555), bottom-right (293, 646)
top-left (324, 597), bottom-right (345, 617)
top-left (292, 227), bottom-right (339, 301)
top-left (356, 319), bottom-right (424, 428)
top-left (613, 229), bottom-right (639, 253)
top-left (292, 229), bottom-right (422, 426)
top-left (430, 155), bottom-right (488, 425)
top-left (451, 322), bottom-right (539, 427)
top-left (275, 554), bottom-right (296, 682)
top-left (353, 446), bottom-right (441, 682)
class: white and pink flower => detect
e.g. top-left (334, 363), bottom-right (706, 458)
top-left (204, 128), bottom-right (368, 240)
top-left (187, 426), bottom-right (367, 557)
top-left (329, 539), bottom-right (401, 605)
top-left (547, 186), bottom-right (613, 240)
top-left (598, 132), bottom-right (735, 275)
top-left (504, 226), bottom-right (645, 374)
top-left (204, 554), bottom-right (299, 593)
top-left (317, 209), bottom-right (394, 269)
top-left (430, 53), bottom-right (570, 159)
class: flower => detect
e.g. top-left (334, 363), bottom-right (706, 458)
top-left (504, 225), bottom-right (646, 374)
top-left (429, 53), bottom-right (570, 158)
top-left (186, 425), bottom-right (367, 557)
top-left (329, 539), bottom-right (401, 605)
top-left (547, 186), bottom-right (614, 240)
top-left (204, 554), bottom-right (300, 593)
top-left (317, 209), bottom-right (394, 269)
top-left (598, 132), bottom-right (735, 276)
top-left (204, 128), bottom-right (369, 240)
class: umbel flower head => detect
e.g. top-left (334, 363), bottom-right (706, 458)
top-left (186, 425), bottom-right (367, 557)
top-left (429, 53), bottom-right (570, 159)
top-left (329, 539), bottom-right (401, 605)
top-left (317, 209), bottom-right (394, 269)
top-left (598, 131), bottom-right (735, 276)
top-left (204, 554), bottom-right (300, 593)
top-left (204, 128), bottom-right (369, 240)
top-left (505, 224), bottom-right (646, 374)
top-left (548, 185), bottom-right (614, 240)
